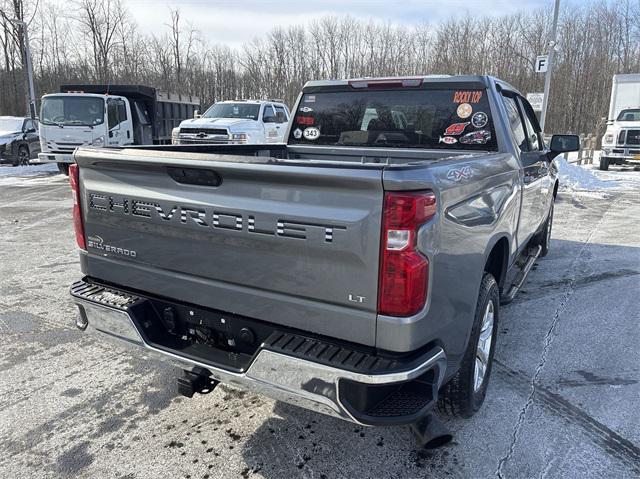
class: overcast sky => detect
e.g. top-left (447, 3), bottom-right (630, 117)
top-left (123, 0), bottom-right (552, 49)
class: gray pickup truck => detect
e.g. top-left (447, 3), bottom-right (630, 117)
top-left (68, 75), bottom-right (578, 447)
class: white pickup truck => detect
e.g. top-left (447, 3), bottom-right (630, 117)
top-left (172, 100), bottom-right (290, 145)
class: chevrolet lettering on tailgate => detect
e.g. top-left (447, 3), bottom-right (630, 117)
top-left (88, 193), bottom-right (346, 244)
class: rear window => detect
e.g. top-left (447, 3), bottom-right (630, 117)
top-left (289, 88), bottom-right (496, 150)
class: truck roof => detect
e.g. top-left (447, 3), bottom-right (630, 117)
top-left (612, 74), bottom-right (640, 83)
top-left (302, 75), bottom-right (521, 96)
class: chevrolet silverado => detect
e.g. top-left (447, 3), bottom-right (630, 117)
top-left (68, 75), bottom-right (579, 447)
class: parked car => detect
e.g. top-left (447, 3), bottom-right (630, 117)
top-left (0, 116), bottom-right (40, 166)
top-left (67, 75), bottom-right (578, 448)
top-left (172, 100), bottom-right (290, 145)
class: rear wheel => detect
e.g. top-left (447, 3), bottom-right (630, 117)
top-left (57, 163), bottom-right (69, 176)
top-left (438, 273), bottom-right (499, 418)
top-left (599, 157), bottom-right (610, 171)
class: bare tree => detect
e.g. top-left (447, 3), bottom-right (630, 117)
top-left (1, 0), bottom-right (639, 133)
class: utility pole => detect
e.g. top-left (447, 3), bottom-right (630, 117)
top-left (3, 15), bottom-right (37, 119)
top-left (540, 0), bottom-right (560, 133)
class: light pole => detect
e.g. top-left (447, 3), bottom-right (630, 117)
top-left (4, 16), bottom-right (37, 119)
top-left (539, 0), bottom-right (560, 133)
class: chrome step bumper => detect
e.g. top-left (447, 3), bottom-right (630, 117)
top-left (71, 279), bottom-right (447, 426)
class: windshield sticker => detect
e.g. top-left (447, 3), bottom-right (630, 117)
top-left (304, 95), bottom-right (316, 103)
top-left (303, 127), bottom-right (320, 140)
top-left (459, 129), bottom-right (491, 145)
top-left (300, 106), bottom-right (314, 113)
top-left (296, 116), bottom-right (314, 126)
top-left (471, 112), bottom-right (488, 128)
top-left (439, 136), bottom-right (458, 145)
top-left (453, 91), bottom-right (483, 104)
top-left (457, 103), bottom-right (473, 119)
top-left (446, 165), bottom-right (474, 182)
top-left (293, 128), bottom-right (303, 139)
top-left (444, 122), bottom-right (470, 136)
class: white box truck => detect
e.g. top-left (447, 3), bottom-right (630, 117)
top-left (600, 74), bottom-right (640, 170)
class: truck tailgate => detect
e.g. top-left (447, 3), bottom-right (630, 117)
top-left (75, 149), bottom-right (384, 346)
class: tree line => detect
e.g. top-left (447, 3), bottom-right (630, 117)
top-left (1, 0), bottom-right (639, 135)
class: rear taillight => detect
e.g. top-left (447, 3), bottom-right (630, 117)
top-left (378, 191), bottom-right (436, 316)
top-left (68, 163), bottom-right (86, 250)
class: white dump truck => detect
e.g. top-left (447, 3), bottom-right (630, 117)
top-left (600, 74), bottom-right (640, 170)
top-left (34, 84), bottom-right (199, 174)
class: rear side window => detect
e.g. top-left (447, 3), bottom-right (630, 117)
top-left (518, 97), bottom-right (542, 151)
top-left (502, 96), bottom-right (526, 152)
top-left (262, 105), bottom-right (276, 122)
top-left (274, 105), bottom-right (288, 123)
top-left (289, 88), bottom-right (497, 150)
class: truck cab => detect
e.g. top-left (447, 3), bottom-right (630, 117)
top-left (172, 100), bottom-right (290, 145)
top-left (36, 93), bottom-right (135, 173)
top-left (600, 74), bottom-right (640, 170)
top-left (601, 108), bottom-right (640, 170)
top-left (34, 85), bottom-right (199, 174)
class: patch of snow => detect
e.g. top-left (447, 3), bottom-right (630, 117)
top-left (0, 163), bottom-right (63, 187)
top-left (0, 163), bottom-right (58, 177)
top-left (556, 157), bottom-right (616, 192)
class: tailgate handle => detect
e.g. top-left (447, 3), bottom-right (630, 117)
top-left (167, 167), bottom-right (222, 187)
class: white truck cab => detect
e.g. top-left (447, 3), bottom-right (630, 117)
top-left (36, 93), bottom-right (134, 172)
top-left (34, 84), bottom-right (199, 174)
top-left (600, 74), bottom-right (640, 170)
top-left (173, 100), bottom-right (290, 145)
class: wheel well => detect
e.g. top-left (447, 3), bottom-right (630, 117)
top-left (485, 237), bottom-right (508, 289)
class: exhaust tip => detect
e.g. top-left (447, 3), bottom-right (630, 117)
top-left (410, 414), bottom-right (453, 449)
top-left (422, 431), bottom-right (453, 450)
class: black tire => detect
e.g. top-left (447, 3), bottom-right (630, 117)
top-left (17, 146), bottom-right (30, 166)
top-left (537, 200), bottom-right (554, 258)
top-left (57, 163), bottom-right (70, 176)
top-left (599, 157), bottom-right (609, 171)
top-left (12, 145), bottom-right (30, 166)
top-left (438, 273), bottom-right (499, 418)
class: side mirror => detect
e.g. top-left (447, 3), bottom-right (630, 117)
top-left (194, 110), bottom-right (201, 119)
top-left (548, 134), bottom-right (580, 159)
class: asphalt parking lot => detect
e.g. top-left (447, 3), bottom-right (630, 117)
top-left (0, 165), bottom-right (639, 479)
